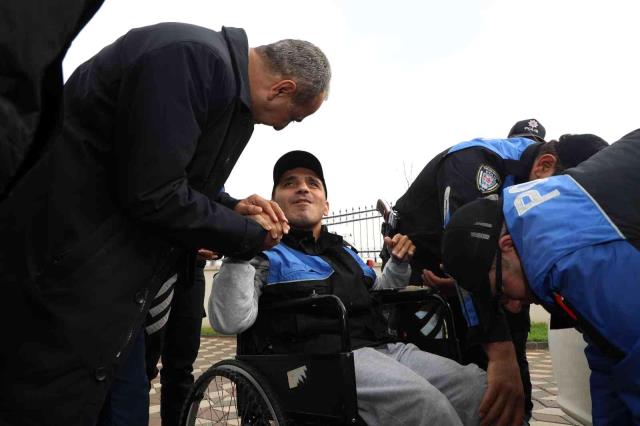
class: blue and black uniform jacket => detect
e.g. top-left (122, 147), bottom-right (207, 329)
top-left (394, 137), bottom-right (541, 341)
top-left (504, 129), bottom-right (640, 360)
top-left (238, 226), bottom-right (392, 355)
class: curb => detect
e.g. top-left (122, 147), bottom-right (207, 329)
top-left (526, 341), bottom-right (548, 350)
top-left (202, 334), bottom-right (550, 350)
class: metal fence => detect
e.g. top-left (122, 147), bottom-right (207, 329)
top-left (323, 206), bottom-right (384, 263)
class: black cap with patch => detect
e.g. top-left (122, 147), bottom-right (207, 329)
top-left (556, 133), bottom-right (608, 169)
top-left (273, 150), bottom-right (327, 195)
top-left (508, 119), bottom-right (546, 142)
top-left (441, 197), bottom-right (504, 299)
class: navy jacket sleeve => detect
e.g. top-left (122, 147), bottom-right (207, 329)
top-left (113, 42), bottom-right (265, 258)
top-left (436, 148), bottom-right (504, 225)
top-left (436, 148), bottom-right (511, 343)
top-left (215, 191), bottom-right (240, 211)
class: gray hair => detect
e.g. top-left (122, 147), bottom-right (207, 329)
top-left (255, 39), bottom-right (331, 105)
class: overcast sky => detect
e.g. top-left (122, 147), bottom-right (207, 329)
top-left (63, 0), bottom-right (640, 211)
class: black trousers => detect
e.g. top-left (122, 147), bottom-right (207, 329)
top-left (146, 261), bottom-right (206, 426)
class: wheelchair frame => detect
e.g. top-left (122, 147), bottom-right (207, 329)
top-left (181, 287), bottom-right (460, 426)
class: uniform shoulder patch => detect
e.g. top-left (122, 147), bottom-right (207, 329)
top-left (476, 164), bottom-right (501, 193)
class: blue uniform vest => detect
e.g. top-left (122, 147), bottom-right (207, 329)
top-left (238, 238), bottom-right (389, 356)
top-left (503, 175), bottom-right (640, 355)
top-left (447, 137), bottom-right (536, 189)
top-left (263, 243), bottom-right (377, 285)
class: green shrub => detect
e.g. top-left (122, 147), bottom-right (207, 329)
top-left (528, 322), bottom-right (548, 342)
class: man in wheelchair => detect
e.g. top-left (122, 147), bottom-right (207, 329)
top-left (209, 150), bottom-right (487, 425)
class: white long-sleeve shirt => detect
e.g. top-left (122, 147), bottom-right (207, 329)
top-left (209, 253), bottom-right (411, 335)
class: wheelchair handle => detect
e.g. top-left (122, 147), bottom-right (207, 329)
top-left (376, 199), bottom-right (398, 236)
top-left (262, 293), bottom-right (352, 352)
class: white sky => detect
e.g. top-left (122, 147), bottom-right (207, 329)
top-left (63, 0), bottom-right (640, 211)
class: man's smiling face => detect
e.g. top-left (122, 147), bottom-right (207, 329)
top-left (273, 167), bottom-right (328, 232)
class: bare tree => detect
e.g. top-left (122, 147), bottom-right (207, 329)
top-left (402, 161), bottom-right (413, 188)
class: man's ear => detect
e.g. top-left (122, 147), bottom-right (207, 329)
top-left (322, 200), bottom-right (330, 217)
top-left (531, 153), bottom-right (558, 179)
top-left (267, 80), bottom-right (297, 101)
top-left (498, 233), bottom-right (514, 254)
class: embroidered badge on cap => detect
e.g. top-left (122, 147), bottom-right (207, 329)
top-left (476, 165), bottom-right (501, 193)
top-left (524, 119), bottom-right (540, 135)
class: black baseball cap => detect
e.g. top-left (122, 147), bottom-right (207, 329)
top-left (441, 197), bottom-right (504, 299)
top-left (556, 133), bottom-right (608, 169)
top-left (508, 119), bottom-right (546, 142)
top-left (272, 150), bottom-right (327, 195)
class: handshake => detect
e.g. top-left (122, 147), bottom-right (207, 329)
top-left (197, 194), bottom-right (289, 260)
top-left (234, 194), bottom-right (290, 250)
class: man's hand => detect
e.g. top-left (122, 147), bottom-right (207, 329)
top-left (383, 234), bottom-right (415, 263)
top-left (249, 213), bottom-right (285, 250)
top-left (479, 341), bottom-right (525, 426)
top-left (197, 249), bottom-right (219, 261)
top-left (503, 299), bottom-right (524, 314)
top-left (422, 268), bottom-right (457, 296)
top-left (235, 194), bottom-right (290, 234)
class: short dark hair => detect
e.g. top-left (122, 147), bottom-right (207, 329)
top-left (256, 39), bottom-right (331, 105)
top-left (535, 134), bottom-right (608, 174)
top-left (535, 140), bottom-right (565, 174)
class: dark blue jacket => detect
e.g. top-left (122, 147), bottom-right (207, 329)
top-left (0, 23), bottom-right (265, 425)
top-left (0, 0), bottom-right (105, 198)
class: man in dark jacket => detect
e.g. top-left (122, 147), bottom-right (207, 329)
top-left (0, 0), bottom-right (104, 199)
top-left (392, 126), bottom-right (607, 426)
top-left (0, 22), bottom-right (330, 425)
top-left (442, 129), bottom-right (640, 425)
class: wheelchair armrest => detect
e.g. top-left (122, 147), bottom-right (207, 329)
top-left (370, 286), bottom-right (442, 304)
top-left (261, 294), bottom-right (351, 352)
top-left (371, 286), bottom-right (460, 354)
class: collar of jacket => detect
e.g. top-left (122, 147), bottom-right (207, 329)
top-left (282, 225), bottom-right (344, 255)
top-left (222, 27), bottom-right (252, 111)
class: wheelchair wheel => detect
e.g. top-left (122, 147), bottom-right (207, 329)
top-left (180, 359), bottom-right (286, 426)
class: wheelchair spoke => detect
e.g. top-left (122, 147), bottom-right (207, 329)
top-left (183, 360), bottom-right (285, 426)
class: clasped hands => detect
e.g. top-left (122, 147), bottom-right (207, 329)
top-left (234, 194), bottom-right (289, 250)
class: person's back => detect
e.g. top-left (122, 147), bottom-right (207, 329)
top-left (394, 137), bottom-right (539, 284)
top-left (1, 23), bottom-right (253, 282)
top-left (63, 23), bottom-right (238, 152)
top-left (0, 0), bottom-right (105, 199)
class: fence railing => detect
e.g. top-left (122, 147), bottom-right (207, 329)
top-left (323, 206), bottom-right (384, 263)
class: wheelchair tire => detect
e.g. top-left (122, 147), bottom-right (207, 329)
top-left (180, 359), bottom-right (286, 426)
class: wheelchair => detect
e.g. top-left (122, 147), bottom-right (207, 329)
top-left (180, 287), bottom-right (460, 425)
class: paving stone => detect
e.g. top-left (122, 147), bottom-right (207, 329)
top-left (536, 407), bottom-right (568, 416)
top-left (539, 398), bottom-right (562, 409)
top-left (532, 412), bottom-right (571, 424)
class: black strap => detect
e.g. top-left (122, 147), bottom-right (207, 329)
top-left (556, 293), bottom-right (625, 361)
